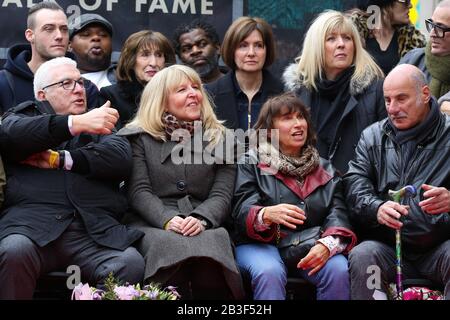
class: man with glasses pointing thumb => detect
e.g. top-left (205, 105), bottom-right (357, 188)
top-left (0, 57), bottom-right (144, 299)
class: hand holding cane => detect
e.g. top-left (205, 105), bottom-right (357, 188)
top-left (388, 185), bottom-right (416, 300)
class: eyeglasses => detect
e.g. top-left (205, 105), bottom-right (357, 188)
top-left (425, 19), bottom-right (450, 38)
top-left (42, 78), bottom-right (85, 91)
top-left (396, 0), bottom-right (411, 6)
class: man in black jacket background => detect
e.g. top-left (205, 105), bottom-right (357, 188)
top-left (344, 64), bottom-right (450, 300)
top-left (0, 2), bottom-right (99, 115)
top-left (0, 57), bottom-right (144, 299)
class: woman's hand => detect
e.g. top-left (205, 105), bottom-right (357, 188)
top-left (180, 216), bottom-right (205, 236)
top-left (165, 216), bottom-right (185, 234)
top-left (297, 243), bottom-right (330, 276)
top-left (262, 203), bottom-right (306, 229)
top-left (166, 216), bottom-right (205, 236)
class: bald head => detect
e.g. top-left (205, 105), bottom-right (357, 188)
top-left (385, 64), bottom-right (427, 94)
top-left (384, 64), bottom-right (431, 130)
top-left (437, 0), bottom-right (450, 8)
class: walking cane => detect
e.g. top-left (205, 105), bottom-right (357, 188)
top-left (388, 185), bottom-right (416, 300)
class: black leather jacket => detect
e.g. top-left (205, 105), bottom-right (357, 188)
top-left (231, 150), bottom-right (356, 249)
top-left (344, 109), bottom-right (450, 256)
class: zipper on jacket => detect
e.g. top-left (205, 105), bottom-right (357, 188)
top-left (247, 101), bottom-right (252, 130)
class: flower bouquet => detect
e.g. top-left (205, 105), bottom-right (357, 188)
top-left (71, 273), bottom-right (180, 300)
top-left (388, 283), bottom-right (443, 300)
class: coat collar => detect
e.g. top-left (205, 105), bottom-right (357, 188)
top-left (258, 163), bottom-right (333, 199)
top-left (282, 62), bottom-right (379, 96)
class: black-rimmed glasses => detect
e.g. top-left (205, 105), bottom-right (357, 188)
top-left (42, 78), bottom-right (85, 91)
top-left (425, 19), bottom-right (450, 38)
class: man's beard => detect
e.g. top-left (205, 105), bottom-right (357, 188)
top-left (83, 53), bottom-right (111, 72)
top-left (192, 55), bottom-right (219, 78)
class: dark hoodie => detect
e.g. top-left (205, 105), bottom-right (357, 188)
top-left (0, 44), bottom-right (99, 114)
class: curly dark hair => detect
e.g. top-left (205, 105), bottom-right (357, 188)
top-left (172, 19), bottom-right (220, 55)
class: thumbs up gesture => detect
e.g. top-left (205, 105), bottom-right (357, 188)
top-left (71, 101), bottom-right (119, 135)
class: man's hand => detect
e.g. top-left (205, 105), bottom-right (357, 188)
top-left (21, 149), bottom-right (59, 169)
top-left (71, 101), bottom-right (119, 135)
top-left (297, 243), bottom-right (330, 276)
top-left (377, 201), bottom-right (409, 229)
top-left (262, 203), bottom-right (306, 229)
top-left (419, 184), bottom-right (450, 215)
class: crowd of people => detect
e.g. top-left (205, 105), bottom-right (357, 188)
top-left (0, 1), bottom-right (448, 300)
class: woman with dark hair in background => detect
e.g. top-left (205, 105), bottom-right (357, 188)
top-left (205, 16), bottom-right (283, 131)
top-left (100, 30), bottom-right (176, 128)
top-left (348, 0), bottom-right (425, 75)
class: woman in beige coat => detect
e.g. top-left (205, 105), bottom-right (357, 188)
top-left (118, 65), bottom-right (244, 300)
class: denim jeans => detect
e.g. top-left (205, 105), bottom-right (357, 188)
top-left (236, 242), bottom-right (350, 300)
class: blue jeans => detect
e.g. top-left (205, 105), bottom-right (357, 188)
top-left (236, 243), bottom-right (350, 300)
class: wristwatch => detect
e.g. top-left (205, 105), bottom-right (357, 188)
top-left (200, 219), bottom-right (208, 229)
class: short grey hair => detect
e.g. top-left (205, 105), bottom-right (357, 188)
top-left (33, 57), bottom-right (77, 99)
top-left (410, 69), bottom-right (427, 93)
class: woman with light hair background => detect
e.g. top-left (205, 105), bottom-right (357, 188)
top-left (283, 10), bottom-right (386, 174)
top-left (118, 64), bottom-right (244, 300)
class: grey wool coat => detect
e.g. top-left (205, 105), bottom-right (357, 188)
top-left (118, 127), bottom-right (244, 299)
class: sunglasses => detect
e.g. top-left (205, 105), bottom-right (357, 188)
top-left (425, 19), bottom-right (450, 38)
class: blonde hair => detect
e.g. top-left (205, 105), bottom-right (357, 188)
top-left (127, 64), bottom-right (225, 144)
top-left (296, 10), bottom-right (383, 91)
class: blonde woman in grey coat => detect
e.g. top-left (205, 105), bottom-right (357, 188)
top-left (118, 64), bottom-right (244, 300)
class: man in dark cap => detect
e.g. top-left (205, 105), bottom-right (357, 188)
top-left (69, 13), bottom-right (116, 89)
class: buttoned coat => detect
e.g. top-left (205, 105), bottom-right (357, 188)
top-left (118, 127), bottom-right (244, 299)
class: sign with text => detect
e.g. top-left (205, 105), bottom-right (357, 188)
top-left (0, 0), bottom-right (233, 57)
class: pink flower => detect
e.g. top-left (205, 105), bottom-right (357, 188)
top-left (113, 285), bottom-right (139, 300)
top-left (71, 283), bottom-right (94, 300)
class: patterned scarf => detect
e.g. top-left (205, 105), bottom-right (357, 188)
top-left (162, 112), bottom-right (197, 141)
top-left (258, 141), bottom-right (320, 184)
top-left (425, 42), bottom-right (450, 99)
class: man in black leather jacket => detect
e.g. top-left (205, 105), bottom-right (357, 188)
top-left (344, 64), bottom-right (450, 300)
top-left (0, 57), bottom-right (144, 299)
